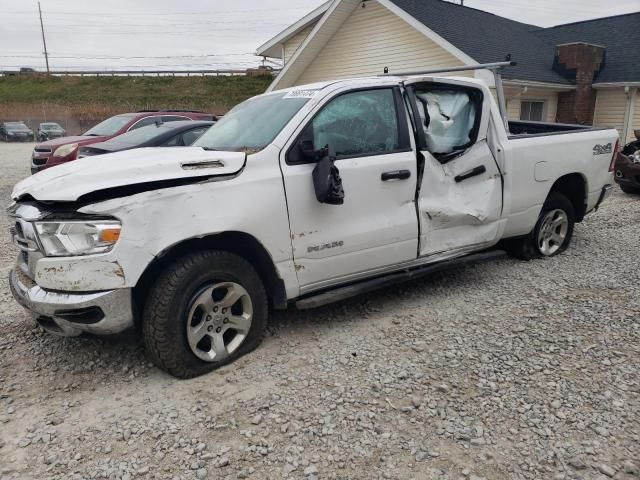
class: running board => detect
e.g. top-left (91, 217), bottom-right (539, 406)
top-left (295, 250), bottom-right (506, 310)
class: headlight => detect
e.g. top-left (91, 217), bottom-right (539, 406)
top-left (34, 220), bottom-right (121, 257)
top-left (53, 143), bottom-right (78, 157)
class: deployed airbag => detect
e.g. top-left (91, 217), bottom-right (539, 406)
top-left (417, 90), bottom-right (475, 154)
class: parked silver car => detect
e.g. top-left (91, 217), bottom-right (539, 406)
top-left (37, 122), bottom-right (66, 142)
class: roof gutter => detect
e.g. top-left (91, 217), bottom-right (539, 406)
top-left (503, 79), bottom-right (575, 90)
top-left (593, 82), bottom-right (640, 89)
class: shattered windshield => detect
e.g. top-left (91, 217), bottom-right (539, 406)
top-left (193, 91), bottom-right (311, 152)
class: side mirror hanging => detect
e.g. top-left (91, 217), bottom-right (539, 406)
top-left (312, 145), bottom-right (344, 205)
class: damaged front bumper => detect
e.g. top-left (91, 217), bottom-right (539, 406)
top-left (9, 267), bottom-right (134, 337)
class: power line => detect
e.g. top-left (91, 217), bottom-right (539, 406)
top-left (0, 53), bottom-right (257, 59)
top-left (25, 20), bottom-right (291, 27)
top-left (1, 61), bottom-right (265, 68)
top-left (1, 6), bottom-right (318, 16)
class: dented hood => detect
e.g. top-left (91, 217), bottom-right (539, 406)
top-left (12, 147), bottom-right (246, 202)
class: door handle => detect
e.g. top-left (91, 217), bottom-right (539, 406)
top-left (381, 170), bottom-right (411, 181)
top-left (454, 165), bottom-right (486, 183)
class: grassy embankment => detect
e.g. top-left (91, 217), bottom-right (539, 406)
top-left (0, 75), bottom-right (272, 133)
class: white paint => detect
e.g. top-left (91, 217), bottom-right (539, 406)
top-left (12, 147), bottom-right (246, 202)
top-left (13, 75), bottom-right (617, 306)
top-left (534, 161), bottom-right (552, 182)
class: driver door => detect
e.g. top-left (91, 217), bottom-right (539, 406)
top-left (280, 87), bottom-right (419, 291)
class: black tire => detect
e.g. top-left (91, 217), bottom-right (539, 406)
top-left (506, 193), bottom-right (575, 260)
top-left (142, 250), bottom-right (268, 379)
top-left (620, 184), bottom-right (640, 195)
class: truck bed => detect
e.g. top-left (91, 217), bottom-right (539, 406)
top-left (508, 120), bottom-right (602, 137)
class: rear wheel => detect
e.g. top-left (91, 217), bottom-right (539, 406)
top-left (620, 184), bottom-right (640, 195)
top-left (506, 193), bottom-right (575, 260)
top-left (142, 250), bottom-right (268, 379)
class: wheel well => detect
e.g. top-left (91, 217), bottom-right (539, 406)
top-left (133, 232), bottom-right (288, 320)
top-left (548, 173), bottom-right (587, 222)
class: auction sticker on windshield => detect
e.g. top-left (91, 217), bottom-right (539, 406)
top-left (283, 89), bottom-right (319, 99)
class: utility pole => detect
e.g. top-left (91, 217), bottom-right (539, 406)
top-left (38, 2), bottom-right (50, 73)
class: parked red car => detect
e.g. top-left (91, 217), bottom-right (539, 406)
top-left (31, 110), bottom-right (215, 174)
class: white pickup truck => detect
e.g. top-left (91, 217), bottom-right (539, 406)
top-left (9, 68), bottom-right (618, 378)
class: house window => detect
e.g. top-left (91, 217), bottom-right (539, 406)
top-left (520, 101), bottom-right (545, 121)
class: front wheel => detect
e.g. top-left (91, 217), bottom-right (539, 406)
top-left (506, 193), bottom-right (575, 260)
top-left (142, 250), bottom-right (268, 379)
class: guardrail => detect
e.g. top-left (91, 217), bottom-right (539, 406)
top-left (0, 69), bottom-right (280, 77)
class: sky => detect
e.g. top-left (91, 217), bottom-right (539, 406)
top-left (0, 0), bottom-right (638, 72)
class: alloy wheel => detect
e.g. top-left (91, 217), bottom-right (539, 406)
top-left (537, 209), bottom-right (569, 256)
top-left (185, 282), bottom-right (253, 362)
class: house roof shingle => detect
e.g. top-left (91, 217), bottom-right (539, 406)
top-left (388, 0), bottom-right (569, 84)
top-left (260, 0), bottom-right (639, 87)
top-left (532, 12), bottom-right (640, 84)
top-left (387, 0), bottom-right (639, 85)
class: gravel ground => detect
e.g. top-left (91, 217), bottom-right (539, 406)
top-left (0, 142), bottom-right (638, 480)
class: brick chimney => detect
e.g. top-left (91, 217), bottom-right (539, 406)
top-left (553, 42), bottom-right (605, 124)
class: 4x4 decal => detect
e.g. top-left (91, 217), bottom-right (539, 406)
top-left (593, 143), bottom-right (612, 155)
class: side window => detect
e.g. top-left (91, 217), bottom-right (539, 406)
top-left (162, 134), bottom-right (182, 147)
top-left (181, 127), bottom-right (208, 145)
top-left (129, 116), bottom-right (160, 130)
top-left (302, 88), bottom-right (403, 159)
top-left (162, 115), bottom-right (190, 123)
top-left (413, 86), bottom-right (480, 158)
